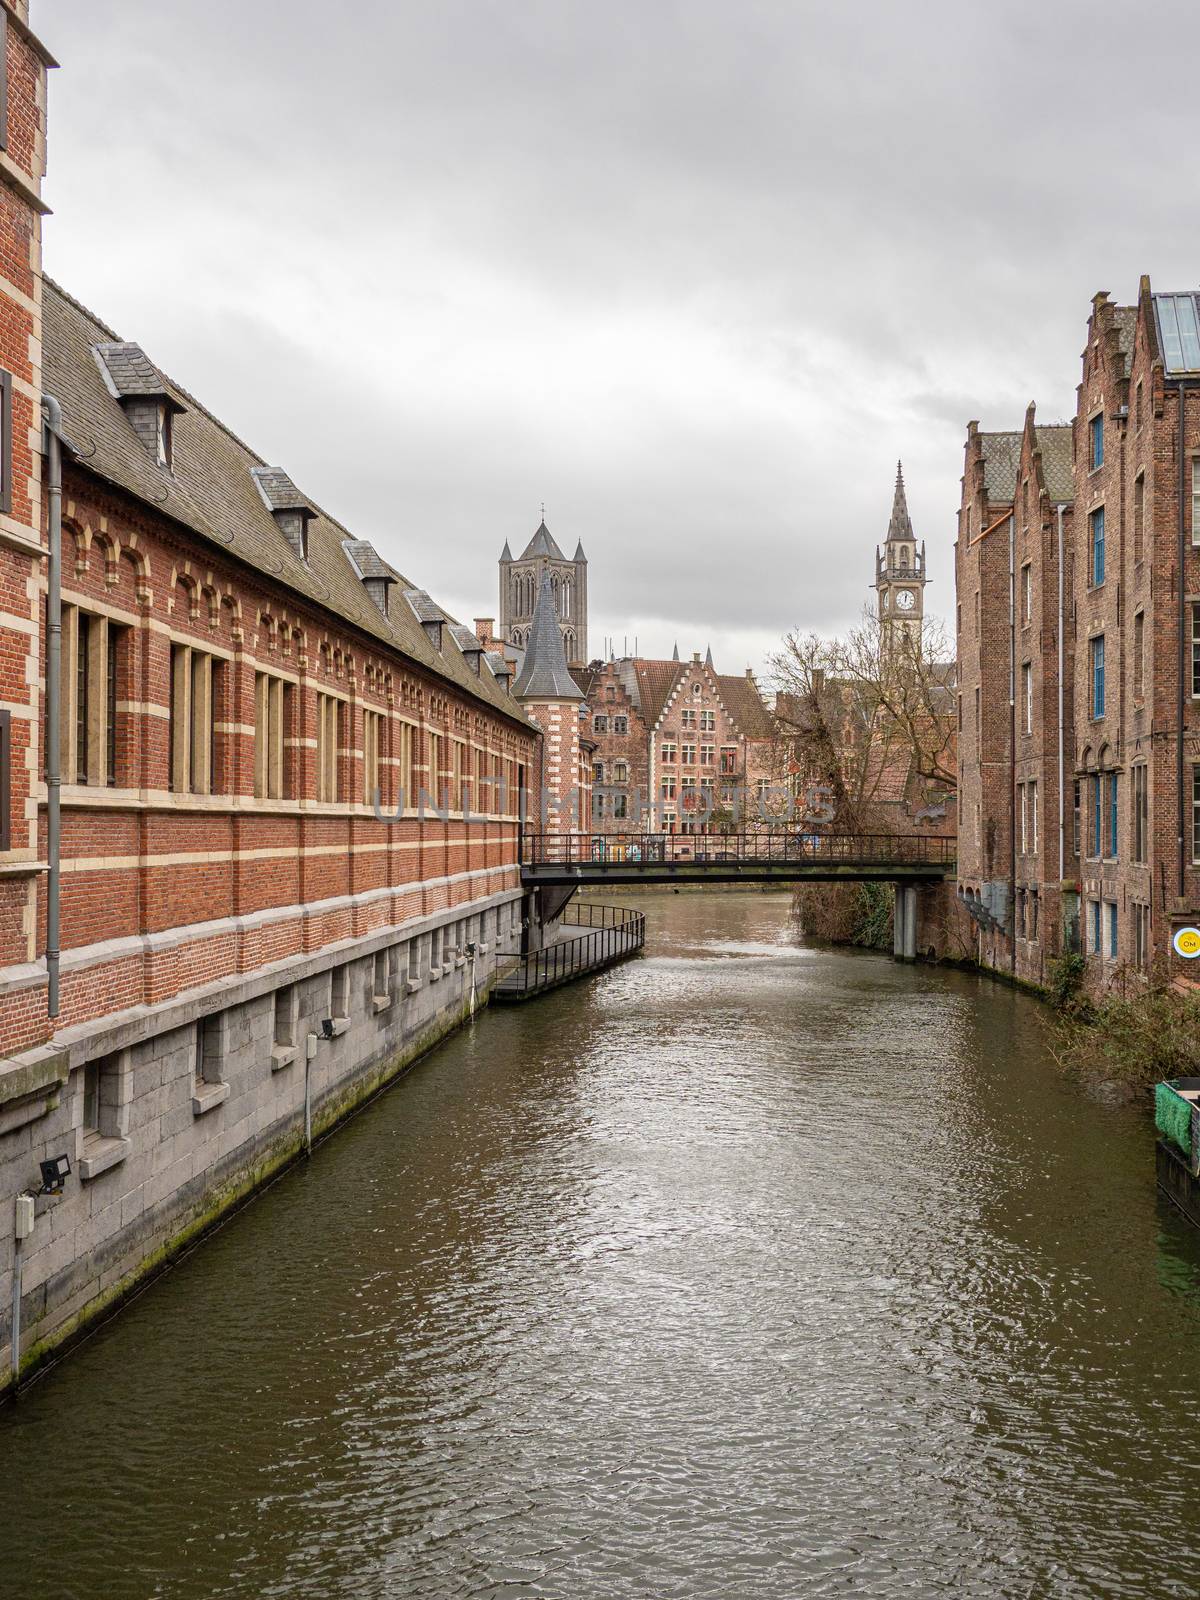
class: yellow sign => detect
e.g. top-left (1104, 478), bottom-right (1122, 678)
top-left (1172, 927), bottom-right (1200, 959)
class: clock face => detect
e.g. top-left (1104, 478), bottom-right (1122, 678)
top-left (895, 589), bottom-right (915, 612)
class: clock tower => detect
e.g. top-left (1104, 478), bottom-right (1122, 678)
top-left (875, 461), bottom-right (926, 656)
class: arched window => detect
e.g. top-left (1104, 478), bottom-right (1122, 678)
top-left (561, 579), bottom-right (571, 619)
top-left (563, 629), bottom-right (575, 658)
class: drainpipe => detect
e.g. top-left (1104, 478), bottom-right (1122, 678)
top-left (1009, 512), bottom-right (1017, 973)
top-left (1057, 504), bottom-right (1066, 887)
top-left (43, 396), bottom-right (63, 1019)
top-left (1178, 381), bottom-right (1188, 900)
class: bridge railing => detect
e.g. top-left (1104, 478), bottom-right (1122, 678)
top-left (498, 903), bottom-right (646, 998)
top-left (522, 831), bottom-right (956, 869)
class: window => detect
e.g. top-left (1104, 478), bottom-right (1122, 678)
top-left (1135, 379), bottom-right (1143, 431)
top-left (1072, 778), bottom-right (1081, 858)
top-left (170, 640), bottom-right (221, 795)
top-left (373, 948), bottom-right (388, 1004)
top-left (408, 939), bottom-right (422, 982)
top-left (1193, 765), bottom-right (1200, 863)
top-left (700, 744), bottom-right (714, 766)
top-left (78, 1050), bottom-right (126, 1169)
top-left (1134, 473), bottom-right (1145, 563)
top-left (273, 985), bottom-right (294, 1048)
top-left (699, 711), bottom-right (715, 732)
top-left (1090, 635), bottom-right (1105, 719)
top-left (254, 672), bottom-right (291, 800)
top-left (1088, 899), bottom-right (1101, 955)
top-left (1022, 662), bottom-right (1032, 734)
top-left (1016, 889), bottom-right (1026, 939)
top-left (613, 793), bottom-right (627, 819)
top-left (1018, 782), bottom-right (1026, 853)
top-left (0, 708), bottom-right (9, 852)
top-left (681, 709), bottom-right (697, 729)
top-left (661, 741), bottom-right (676, 764)
top-left (593, 715), bottom-right (608, 733)
top-left (692, 682), bottom-right (702, 696)
top-left (427, 731), bottom-right (442, 810)
top-left (681, 743), bottom-right (696, 765)
top-left (82, 1057), bottom-right (102, 1136)
top-left (1089, 412), bottom-right (1104, 469)
top-left (1087, 772), bottom-right (1101, 858)
top-left (1133, 611), bottom-right (1145, 701)
top-left (1030, 780), bottom-right (1039, 854)
top-left (614, 760), bottom-right (628, 782)
top-left (397, 720), bottom-right (415, 810)
top-left (1194, 460), bottom-right (1200, 547)
top-left (592, 761), bottom-right (604, 783)
top-left (1105, 900), bottom-right (1118, 960)
top-left (452, 741), bottom-right (465, 811)
top-left (64, 605), bottom-right (129, 788)
top-left (1089, 507), bottom-right (1105, 586)
top-left (1133, 903), bottom-right (1150, 970)
top-left (0, 368), bottom-right (12, 514)
top-left (330, 963), bottom-right (349, 1021)
top-left (195, 1015), bottom-right (222, 1088)
top-left (974, 685), bottom-right (980, 735)
top-left (1020, 563), bottom-right (1032, 625)
top-left (363, 709), bottom-right (382, 806)
top-left (661, 776), bottom-right (676, 801)
top-left (1105, 771), bottom-right (1118, 860)
top-left (974, 590), bottom-right (980, 629)
top-left (1133, 764), bottom-right (1148, 864)
top-left (720, 747), bottom-right (738, 774)
top-left (613, 716), bottom-right (628, 735)
top-left (1192, 603), bottom-right (1200, 698)
top-left (605, 686), bottom-right (615, 702)
top-left (315, 693), bottom-right (343, 803)
top-left (1029, 890), bottom-right (1039, 944)
top-left (155, 404), bottom-right (173, 470)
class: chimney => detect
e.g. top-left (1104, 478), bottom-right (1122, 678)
top-left (475, 617), bottom-right (494, 643)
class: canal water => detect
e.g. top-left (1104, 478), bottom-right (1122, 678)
top-left (3, 890), bottom-right (1200, 1599)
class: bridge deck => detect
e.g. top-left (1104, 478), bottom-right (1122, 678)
top-left (521, 831), bottom-right (956, 887)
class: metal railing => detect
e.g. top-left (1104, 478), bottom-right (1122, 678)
top-left (521, 831), bottom-right (957, 869)
top-left (497, 902), bottom-right (645, 998)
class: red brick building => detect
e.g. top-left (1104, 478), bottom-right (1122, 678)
top-left (956, 278), bottom-right (1200, 992)
top-left (577, 648), bottom-right (777, 834)
top-left (0, 2), bottom-right (542, 1390)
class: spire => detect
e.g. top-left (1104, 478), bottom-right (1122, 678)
top-left (672, 642), bottom-right (679, 661)
top-left (512, 574), bottom-right (582, 700)
top-left (572, 539), bottom-right (586, 563)
top-left (500, 538), bottom-right (513, 562)
top-left (887, 461), bottom-right (914, 542)
top-left (519, 519), bottom-right (565, 560)
top-left (704, 644), bottom-right (714, 668)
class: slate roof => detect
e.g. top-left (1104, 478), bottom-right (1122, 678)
top-left (979, 431), bottom-right (1022, 504)
top-left (886, 461), bottom-right (914, 541)
top-left (1034, 426), bottom-right (1074, 503)
top-left (717, 674), bottom-right (776, 739)
top-left (341, 539), bottom-right (393, 581)
top-left (93, 341), bottom-right (174, 401)
top-left (251, 466), bottom-right (312, 515)
top-left (44, 279), bottom-right (530, 730)
top-left (572, 539), bottom-right (586, 562)
top-left (499, 539), bottom-right (513, 562)
top-left (512, 576), bottom-right (582, 700)
top-left (519, 520), bottom-right (565, 561)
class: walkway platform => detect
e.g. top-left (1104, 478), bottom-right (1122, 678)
top-left (493, 903), bottom-right (645, 1002)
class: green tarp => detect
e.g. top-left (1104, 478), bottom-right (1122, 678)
top-left (1156, 1082), bottom-right (1193, 1158)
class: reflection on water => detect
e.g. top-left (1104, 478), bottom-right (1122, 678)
top-left (2, 890), bottom-right (1200, 1600)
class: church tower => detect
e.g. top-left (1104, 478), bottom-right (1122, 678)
top-left (499, 518), bottom-right (588, 666)
top-left (874, 462), bottom-right (926, 655)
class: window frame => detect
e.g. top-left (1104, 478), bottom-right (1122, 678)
top-left (0, 707), bottom-right (9, 851)
top-left (1089, 412), bottom-right (1104, 470)
top-left (1090, 634), bottom-right (1105, 720)
top-left (1089, 506), bottom-right (1106, 587)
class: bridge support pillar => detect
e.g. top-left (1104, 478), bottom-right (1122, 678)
top-left (893, 884), bottom-right (917, 962)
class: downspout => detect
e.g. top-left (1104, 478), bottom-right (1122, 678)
top-left (1057, 504), bottom-right (1066, 886)
top-left (1009, 511), bottom-right (1017, 973)
top-left (43, 395), bottom-right (62, 1019)
top-left (1178, 381), bottom-right (1188, 899)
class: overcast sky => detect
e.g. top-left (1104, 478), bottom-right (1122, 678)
top-left (44, 0), bottom-right (1199, 676)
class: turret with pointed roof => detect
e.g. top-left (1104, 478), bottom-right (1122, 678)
top-left (513, 576), bottom-right (583, 701)
top-left (874, 460), bottom-right (926, 655)
top-left (499, 512), bottom-right (588, 666)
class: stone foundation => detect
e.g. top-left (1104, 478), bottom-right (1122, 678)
top-left (0, 890), bottom-right (522, 1395)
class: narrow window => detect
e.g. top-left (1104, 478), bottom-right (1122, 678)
top-left (82, 1059), bottom-right (101, 1136)
top-left (373, 948), bottom-right (388, 1003)
top-left (1020, 563), bottom-right (1032, 625)
top-left (195, 1015), bottom-right (221, 1088)
top-left (1192, 604), bottom-right (1200, 699)
top-left (1029, 891), bottom-right (1039, 943)
top-left (1022, 662), bottom-right (1033, 734)
top-left (1089, 899), bottom-right (1101, 955)
top-left (1134, 473), bottom-right (1145, 563)
top-left (363, 709), bottom-right (381, 806)
top-left (1106, 901), bottom-right (1118, 960)
top-left (1088, 773), bottom-right (1101, 858)
top-left (408, 938), bottom-right (421, 981)
top-left (1135, 379), bottom-right (1143, 431)
top-left (1134, 611), bottom-right (1145, 701)
top-left (0, 707), bottom-right (10, 851)
top-left (316, 693), bottom-right (341, 803)
top-left (330, 963), bottom-right (349, 1021)
top-left (1193, 765), bottom-right (1200, 863)
top-left (0, 369), bottom-right (12, 514)
top-left (254, 672), bottom-right (290, 800)
top-left (1091, 635), bottom-right (1105, 719)
top-left (1194, 460), bottom-right (1200, 547)
top-left (1090, 412), bottom-right (1104, 469)
top-left (1072, 779), bottom-right (1081, 858)
top-left (1133, 765), bottom-right (1148, 864)
top-left (170, 642), bottom-right (221, 795)
top-left (273, 986), bottom-right (294, 1047)
top-left (1106, 772), bottom-right (1118, 860)
top-left (1089, 507), bottom-right (1105, 586)
top-left (1030, 780), bottom-right (1039, 853)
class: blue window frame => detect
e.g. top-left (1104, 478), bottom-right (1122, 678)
top-left (1090, 413), bottom-right (1104, 469)
top-left (1106, 901), bottom-right (1118, 960)
top-left (1090, 506), bottom-right (1106, 586)
top-left (1089, 899), bottom-right (1101, 953)
top-left (1088, 772), bottom-right (1101, 857)
top-left (1091, 634), bottom-right (1105, 718)
top-left (1106, 771), bottom-right (1118, 859)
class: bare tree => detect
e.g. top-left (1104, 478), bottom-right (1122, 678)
top-left (770, 608), bottom-right (956, 833)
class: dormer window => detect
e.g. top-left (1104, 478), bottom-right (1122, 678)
top-left (343, 539), bottom-right (395, 618)
top-left (251, 467), bottom-right (315, 564)
top-left (404, 589), bottom-right (445, 651)
top-left (92, 341), bottom-right (186, 471)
